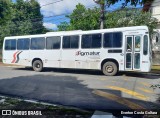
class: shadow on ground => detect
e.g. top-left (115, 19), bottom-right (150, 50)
top-left (0, 74), bottom-right (159, 117)
top-left (14, 67), bottom-right (160, 79)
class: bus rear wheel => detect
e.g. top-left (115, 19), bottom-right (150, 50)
top-left (32, 60), bottom-right (43, 72)
top-left (102, 61), bottom-right (118, 76)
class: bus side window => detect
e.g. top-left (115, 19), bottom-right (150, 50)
top-left (81, 35), bottom-right (91, 48)
top-left (17, 38), bottom-right (30, 50)
top-left (143, 35), bottom-right (148, 55)
top-left (127, 37), bottom-right (132, 51)
top-left (31, 37), bottom-right (45, 50)
top-left (5, 39), bottom-right (16, 50)
top-left (135, 36), bottom-right (141, 52)
top-left (63, 35), bottom-right (79, 49)
top-left (103, 32), bottom-right (122, 48)
top-left (46, 36), bottom-right (61, 49)
top-left (81, 34), bottom-right (101, 48)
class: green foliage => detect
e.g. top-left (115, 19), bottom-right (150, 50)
top-left (105, 8), bottom-right (158, 34)
top-left (58, 4), bottom-right (100, 31)
top-left (0, 0), bottom-right (12, 24)
top-left (105, 0), bottom-right (153, 6)
top-left (58, 4), bottom-right (158, 39)
top-left (69, 4), bottom-right (100, 30)
top-left (0, 0), bottom-right (48, 48)
top-left (58, 22), bottom-right (71, 31)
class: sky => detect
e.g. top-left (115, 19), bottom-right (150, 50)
top-left (12, 0), bottom-right (140, 30)
top-left (37, 0), bottom-right (126, 30)
top-left (40, 0), bottom-right (97, 30)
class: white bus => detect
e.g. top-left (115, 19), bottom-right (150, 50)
top-left (2, 26), bottom-right (151, 76)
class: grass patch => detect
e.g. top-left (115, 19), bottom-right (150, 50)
top-left (152, 65), bottom-right (160, 70)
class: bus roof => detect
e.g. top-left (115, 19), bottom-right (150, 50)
top-left (4, 26), bottom-right (148, 39)
top-left (46, 30), bottom-right (82, 34)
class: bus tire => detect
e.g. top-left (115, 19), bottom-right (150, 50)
top-left (102, 61), bottom-right (117, 76)
top-left (32, 60), bottom-right (43, 72)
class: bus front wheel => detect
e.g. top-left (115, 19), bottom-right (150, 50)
top-left (102, 61), bottom-right (118, 76)
top-left (32, 60), bottom-right (43, 72)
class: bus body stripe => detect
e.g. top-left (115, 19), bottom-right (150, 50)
top-left (11, 51), bottom-right (19, 63)
top-left (15, 51), bottom-right (23, 63)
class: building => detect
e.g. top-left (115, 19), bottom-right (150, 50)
top-left (150, 0), bottom-right (160, 52)
top-left (144, 0), bottom-right (160, 65)
top-left (150, 0), bottom-right (160, 29)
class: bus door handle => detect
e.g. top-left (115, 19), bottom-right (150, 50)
top-left (127, 49), bottom-right (132, 52)
top-left (120, 53), bottom-right (124, 56)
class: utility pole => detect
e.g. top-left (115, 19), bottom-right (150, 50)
top-left (93, 0), bottom-right (105, 29)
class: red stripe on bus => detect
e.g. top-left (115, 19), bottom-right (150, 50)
top-left (11, 51), bottom-right (19, 63)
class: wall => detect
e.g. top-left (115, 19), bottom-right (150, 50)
top-left (152, 51), bottom-right (160, 65)
top-left (150, 0), bottom-right (160, 65)
top-left (151, 0), bottom-right (160, 28)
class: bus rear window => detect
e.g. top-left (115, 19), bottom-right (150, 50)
top-left (5, 39), bottom-right (16, 50)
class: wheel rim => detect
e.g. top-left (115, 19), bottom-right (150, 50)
top-left (35, 63), bottom-right (40, 69)
top-left (106, 65), bottom-right (114, 73)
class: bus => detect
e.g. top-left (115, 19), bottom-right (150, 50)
top-left (2, 26), bottom-right (151, 76)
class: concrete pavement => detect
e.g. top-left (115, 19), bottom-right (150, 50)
top-left (0, 66), bottom-right (160, 113)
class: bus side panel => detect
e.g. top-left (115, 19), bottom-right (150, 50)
top-left (29, 50), bottom-right (45, 66)
top-left (60, 49), bottom-right (76, 68)
top-left (15, 50), bottom-right (31, 66)
top-left (43, 50), bottom-right (61, 68)
top-left (75, 49), bottom-right (101, 69)
top-left (3, 50), bottom-right (30, 67)
top-left (100, 49), bottom-right (124, 71)
top-left (2, 50), bottom-right (16, 64)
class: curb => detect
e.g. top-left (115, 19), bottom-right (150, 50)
top-left (0, 62), bottom-right (24, 67)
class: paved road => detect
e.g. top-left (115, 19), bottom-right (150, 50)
top-left (0, 66), bottom-right (160, 112)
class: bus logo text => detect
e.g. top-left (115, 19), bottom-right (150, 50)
top-left (76, 51), bottom-right (100, 56)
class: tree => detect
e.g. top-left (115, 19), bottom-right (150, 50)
top-left (0, 0), bottom-right (12, 24)
top-left (57, 4), bottom-right (101, 31)
top-left (0, 0), bottom-right (12, 47)
top-left (105, 0), bottom-right (153, 6)
top-left (58, 22), bottom-right (71, 31)
top-left (105, 8), bottom-right (158, 34)
top-left (0, 0), bottom-right (48, 48)
top-left (58, 4), bottom-right (158, 34)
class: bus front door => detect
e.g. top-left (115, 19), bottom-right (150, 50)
top-left (125, 36), bottom-right (141, 71)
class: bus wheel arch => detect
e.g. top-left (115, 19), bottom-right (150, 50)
top-left (101, 59), bottom-right (119, 76)
top-left (32, 58), bottom-right (43, 72)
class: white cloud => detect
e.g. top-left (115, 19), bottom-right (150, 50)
top-left (43, 22), bottom-right (57, 30)
top-left (37, 0), bottom-right (96, 17)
